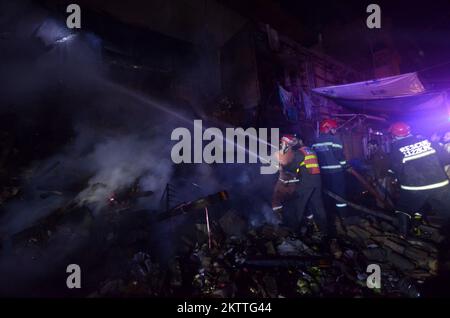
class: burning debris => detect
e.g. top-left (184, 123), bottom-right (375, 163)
top-left (157, 190), bottom-right (229, 221)
top-left (62, 197), bottom-right (450, 297)
top-left (1, 157), bottom-right (448, 298)
top-left (84, 212), bottom-right (441, 298)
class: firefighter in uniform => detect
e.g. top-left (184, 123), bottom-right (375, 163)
top-left (389, 122), bottom-right (450, 236)
top-left (272, 134), bottom-right (328, 236)
top-left (312, 119), bottom-right (349, 217)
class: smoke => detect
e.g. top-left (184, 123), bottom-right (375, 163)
top-left (0, 0), bottom-right (274, 218)
top-left (74, 132), bottom-right (174, 212)
top-left (0, 0), bottom-right (279, 296)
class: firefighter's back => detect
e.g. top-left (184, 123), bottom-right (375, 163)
top-left (391, 135), bottom-right (449, 191)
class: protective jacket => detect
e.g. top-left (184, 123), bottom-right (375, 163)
top-left (390, 135), bottom-right (450, 191)
top-left (312, 134), bottom-right (347, 173)
top-left (282, 146), bottom-right (321, 186)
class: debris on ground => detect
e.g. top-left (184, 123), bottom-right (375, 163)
top-left (83, 210), bottom-right (444, 298)
top-left (4, 177), bottom-right (446, 298)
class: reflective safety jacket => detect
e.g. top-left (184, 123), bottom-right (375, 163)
top-left (312, 133), bottom-right (347, 173)
top-left (390, 135), bottom-right (450, 191)
top-left (298, 146), bottom-right (320, 175)
top-left (282, 146), bottom-right (321, 186)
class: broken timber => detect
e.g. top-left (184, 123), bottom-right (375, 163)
top-left (157, 191), bottom-right (229, 221)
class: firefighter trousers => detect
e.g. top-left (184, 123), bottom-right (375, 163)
top-left (272, 180), bottom-right (329, 235)
top-left (271, 179), bottom-right (298, 212)
top-left (396, 184), bottom-right (450, 235)
top-left (322, 171), bottom-right (349, 216)
top-left (291, 186), bottom-right (329, 235)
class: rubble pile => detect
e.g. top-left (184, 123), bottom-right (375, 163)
top-left (1, 170), bottom-right (445, 298)
top-left (90, 210), bottom-right (443, 298)
top-left (343, 218), bottom-right (440, 280)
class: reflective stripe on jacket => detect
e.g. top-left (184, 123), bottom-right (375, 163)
top-left (298, 147), bottom-right (320, 174)
top-left (312, 134), bottom-right (346, 173)
top-left (390, 136), bottom-right (450, 191)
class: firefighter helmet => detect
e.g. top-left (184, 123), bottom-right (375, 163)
top-left (319, 119), bottom-right (338, 133)
top-left (389, 122), bottom-right (411, 137)
top-left (281, 134), bottom-right (298, 146)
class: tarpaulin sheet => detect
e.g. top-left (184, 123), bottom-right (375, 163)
top-left (312, 72), bottom-right (450, 134)
top-left (312, 72), bottom-right (425, 100)
top-left (311, 73), bottom-right (446, 115)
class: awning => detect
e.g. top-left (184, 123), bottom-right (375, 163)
top-left (311, 72), bottom-right (443, 114)
top-left (313, 72), bottom-right (425, 100)
top-left (312, 72), bottom-right (450, 133)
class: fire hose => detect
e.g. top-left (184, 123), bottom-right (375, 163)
top-left (323, 189), bottom-right (396, 222)
top-left (346, 167), bottom-right (394, 210)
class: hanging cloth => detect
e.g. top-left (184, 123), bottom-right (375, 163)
top-left (278, 85), bottom-right (299, 122)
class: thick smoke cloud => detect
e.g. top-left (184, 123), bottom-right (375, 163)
top-left (0, 0), bottom-right (277, 296)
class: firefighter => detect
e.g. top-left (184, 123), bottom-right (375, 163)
top-left (312, 119), bottom-right (350, 217)
top-left (389, 122), bottom-right (450, 236)
top-left (272, 134), bottom-right (329, 236)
